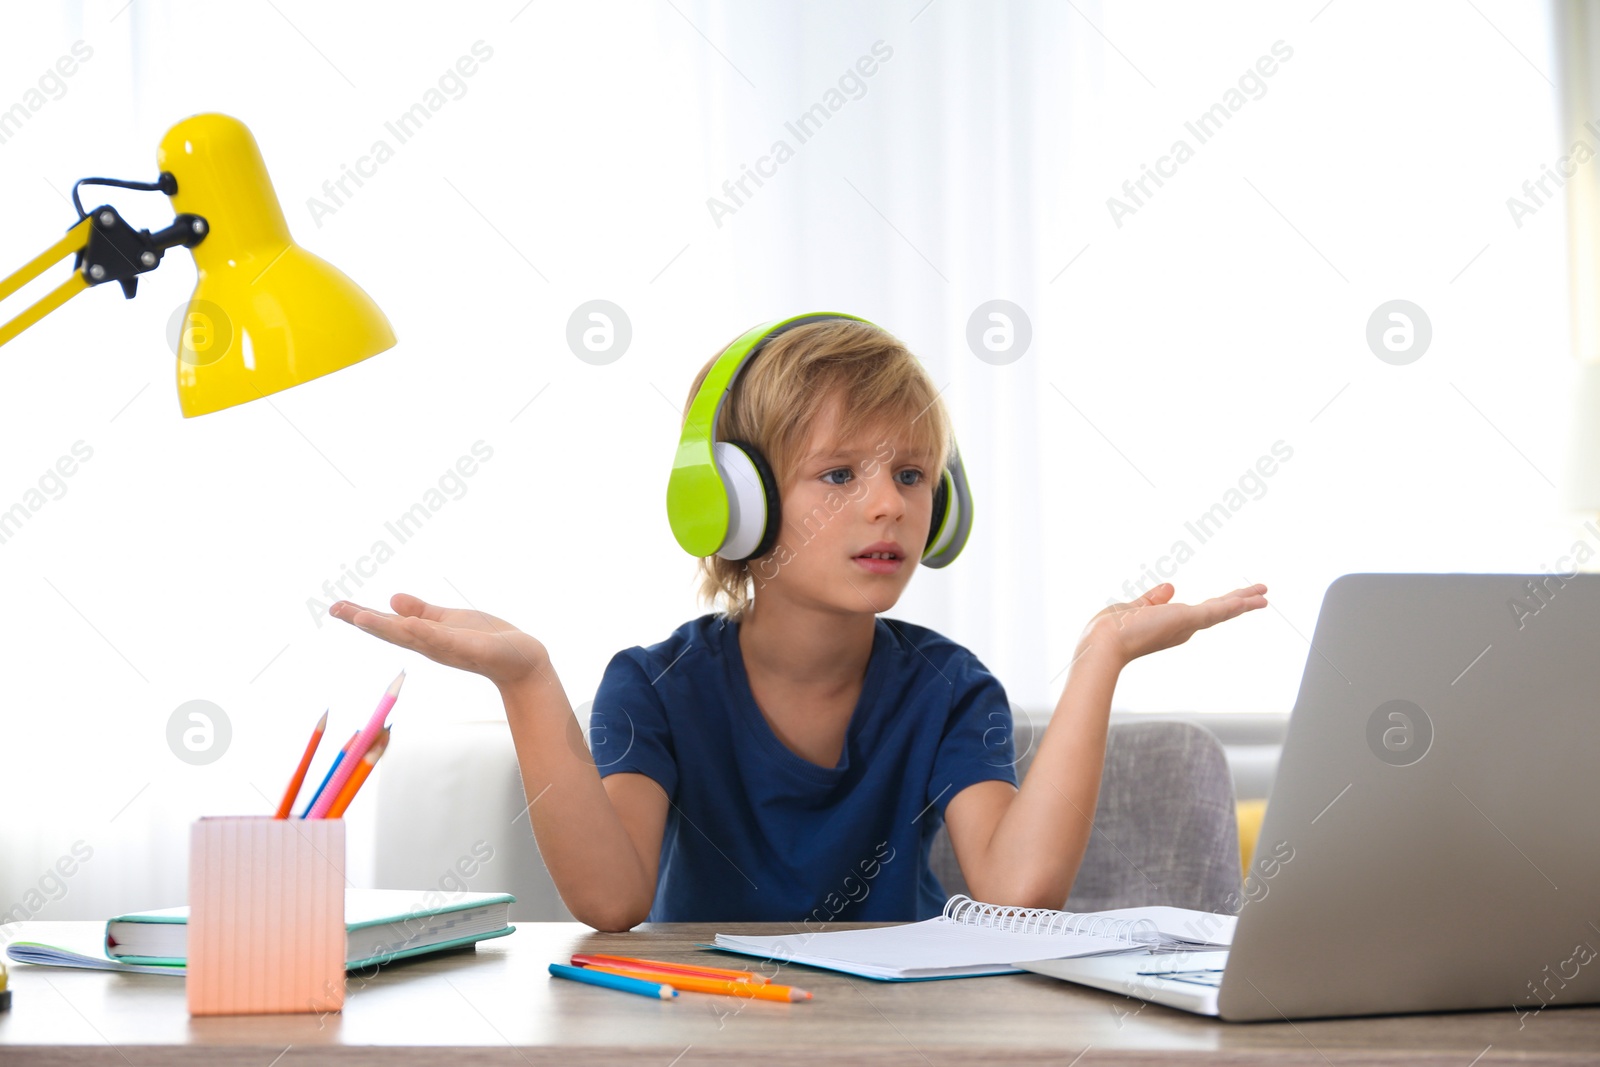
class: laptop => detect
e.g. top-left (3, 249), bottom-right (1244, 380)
top-left (1016, 572), bottom-right (1600, 1021)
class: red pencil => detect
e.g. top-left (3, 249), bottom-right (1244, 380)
top-left (274, 710), bottom-right (328, 819)
top-left (570, 953), bottom-right (769, 984)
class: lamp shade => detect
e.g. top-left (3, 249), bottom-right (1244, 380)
top-left (157, 113), bottom-right (395, 417)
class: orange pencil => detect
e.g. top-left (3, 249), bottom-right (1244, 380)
top-left (583, 964), bottom-right (811, 1002)
top-left (570, 953), bottom-right (768, 984)
top-left (274, 710), bottom-right (328, 819)
top-left (325, 726), bottom-right (390, 819)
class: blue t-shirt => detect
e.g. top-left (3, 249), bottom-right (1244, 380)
top-left (587, 612), bottom-right (1018, 923)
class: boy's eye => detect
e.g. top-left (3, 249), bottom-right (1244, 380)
top-left (823, 468), bottom-right (853, 485)
top-left (823, 467), bottom-right (926, 487)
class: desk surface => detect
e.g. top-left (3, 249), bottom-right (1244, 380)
top-left (2, 921), bottom-right (1597, 1066)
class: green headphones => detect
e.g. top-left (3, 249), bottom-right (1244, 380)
top-left (666, 312), bottom-right (973, 568)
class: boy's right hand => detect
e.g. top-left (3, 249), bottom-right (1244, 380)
top-left (329, 593), bottom-right (551, 692)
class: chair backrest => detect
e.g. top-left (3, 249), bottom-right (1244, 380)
top-left (928, 719), bottom-right (1242, 913)
top-left (375, 721), bottom-right (577, 922)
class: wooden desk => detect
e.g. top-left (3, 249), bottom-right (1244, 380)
top-left (2, 921), bottom-right (1597, 1065)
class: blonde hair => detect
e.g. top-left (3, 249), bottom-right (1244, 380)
top-left (682, 318), bottom-right (953, 621)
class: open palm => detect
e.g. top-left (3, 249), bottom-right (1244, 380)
top-left (328, 593), bottom-right (550, 691)
top-left (1089, 582), bottom-right (1268, 667)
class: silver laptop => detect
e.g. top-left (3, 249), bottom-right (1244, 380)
top-left (1018, 573), bottom-right (1600, 1021)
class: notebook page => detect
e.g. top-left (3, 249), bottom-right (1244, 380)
top-left (1086, 906), bottom-right (1236, 946)
top-left (716, 915), bottom-right (1132, 976)
top-left (4, 921), bottom-right (184, 976)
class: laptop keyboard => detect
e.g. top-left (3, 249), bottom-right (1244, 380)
top-left (1135, 967), bottom-right (1226, 988)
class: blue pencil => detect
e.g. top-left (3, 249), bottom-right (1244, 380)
top-left (549, 962), bottom-right (676, 999)
top-left (300, 731), bottom-right (356, 818)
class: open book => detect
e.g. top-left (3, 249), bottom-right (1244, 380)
top-left (710, 894), bottom-right (1236, 981)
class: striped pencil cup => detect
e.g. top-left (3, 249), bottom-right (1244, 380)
top-left (187, 816), bottom-right (346, 1016)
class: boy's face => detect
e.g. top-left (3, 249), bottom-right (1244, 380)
top-left (748, 392), bottom-right (935, 615)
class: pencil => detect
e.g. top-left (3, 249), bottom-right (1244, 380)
top-left (308, 671), bottom-right (404, 819)
top-left (583, 963), bottom-right (811, 1001)
top-left (274, 709), bottom-right (327, 819)
top-left (549, 962), bottom-right (676, 999)
top-left (325, 726), bottom-right (390, 818)
top-left (570, 953), bottom-right (768, 984)
top-left (300, 729), bottom-right (358, 818)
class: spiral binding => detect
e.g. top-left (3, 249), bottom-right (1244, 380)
top-left (940, 894), bottom-right (1161, 945)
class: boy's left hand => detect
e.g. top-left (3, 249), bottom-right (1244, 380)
top-left (1085, 582), bottom-right (1268, 668)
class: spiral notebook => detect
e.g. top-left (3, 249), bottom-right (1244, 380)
top-left (710, 894), bottom-right (1237, 981)
top-left (3, 890), bottom-right (516, 976)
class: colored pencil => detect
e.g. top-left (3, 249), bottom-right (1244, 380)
top-left (570, 953), bottom-right (768, 984)
top-left (583, 964), bottom-right (811, 1001)
top-left (325, 726), bottom-right (390, 818)
top-left (549, 962), bottom-right (676, 999)
top-left (300, 729), bottom-right (358, 818)
top-left (274, 709), bottom-right (327, 819)
top-left (308, 671), bottom-right (404, 819)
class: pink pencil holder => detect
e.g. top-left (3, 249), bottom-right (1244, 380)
top-left (187, 815), bottom-right (346, 1016)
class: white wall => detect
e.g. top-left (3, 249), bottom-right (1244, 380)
top-left (0, 0), bottom-right (1577, 921)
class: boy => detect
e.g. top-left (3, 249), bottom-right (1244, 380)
top-left (329, 318), bottom-right (1266, 931)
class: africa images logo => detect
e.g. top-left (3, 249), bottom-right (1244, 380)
top-left (1366, 699), bottom-right (1432, 767)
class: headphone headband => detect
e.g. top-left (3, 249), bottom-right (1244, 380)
top-left (666, 312), bottom-right (972, 568)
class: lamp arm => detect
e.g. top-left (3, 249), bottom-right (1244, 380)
top-left (0, 215), bottom-right (92, 304)
top-left (0, 216), bottom-right (93, 349)
top-left (0, 185), bottom-right (209, 351)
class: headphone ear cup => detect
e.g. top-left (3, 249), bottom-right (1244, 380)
top-left (922, 453), bottom-right (972, 569)
top-left (925, 470), bottom-right (951, 555)
top-left (714, 439), bottom-right (782, 562)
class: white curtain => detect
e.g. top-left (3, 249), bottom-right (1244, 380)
top-left (0, 0), bottom-right (1572, 921)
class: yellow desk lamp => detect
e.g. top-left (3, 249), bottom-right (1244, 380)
top-left (0, 112), bottom-right (395, 417)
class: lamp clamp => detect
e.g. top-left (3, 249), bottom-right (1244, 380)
top-left (72, 204), bottom-right (208, 300)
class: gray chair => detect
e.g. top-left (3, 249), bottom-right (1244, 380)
top-left (929, 720), bottom-right (1242, 914)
